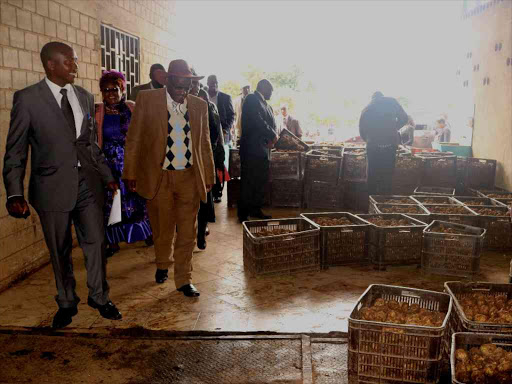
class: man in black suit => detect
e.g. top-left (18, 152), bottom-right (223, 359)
top-left (128, 63), bottom-right (165, 102)
top-left (3, 42), bottom-right (122, 328)
top-left (207, 75), bottom-right (235, 202)
top-left (238, 79), bottom-right (277, 222)
top-left (359, 91), bottom-right (408, 195)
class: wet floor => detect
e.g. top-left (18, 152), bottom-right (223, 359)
top-left (0, 199), bottom-right (510, 333)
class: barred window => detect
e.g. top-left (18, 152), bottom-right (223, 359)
top-left (100, 24), bottom-right (140, 98)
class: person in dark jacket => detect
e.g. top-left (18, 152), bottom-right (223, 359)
top-left (192, 79), bottom-right (223, 250)
top-left (128, 63), bottom-right (164, 102)
top-left (207, 75), bottom-right (235, 202)
top-left (238, 79), bottom-right (277, 223)
top-left (399, 115), bottom-right (415, 146)
top-left (359, 91), bottom-right (408, 195)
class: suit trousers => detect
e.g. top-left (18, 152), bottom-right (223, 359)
top-left (147, 166), bottom-right (200, 288)
top-left (36, 169), bottom-right (109, 309)
top-left (366, 145), bottom-right (397, 196)
top-left (238, 156), bottom-right (270, 218)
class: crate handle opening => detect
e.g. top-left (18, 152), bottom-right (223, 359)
top-left (268, 222), bottom-right (280, 226)
top-left (401, 290), bottom-right (421, 298)
top-left (472, 287), bottom-right (491, 292)
top-left (340, 230), bottom-right (354, 233)
top-left (399, 230), bottom-right (411, 233)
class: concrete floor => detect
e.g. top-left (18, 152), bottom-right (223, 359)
top-left (0, 199), bottom-right (510, 333)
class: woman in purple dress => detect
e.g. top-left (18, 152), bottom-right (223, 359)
top-left (95, 71), bottom-right (152, 257)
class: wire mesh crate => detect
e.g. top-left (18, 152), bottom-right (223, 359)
top-left (357, 214), bottom-right (426, 268)
top-left (422, 221), bottom-right (485, 278)
top-left (270, 151), bottom-right (303, 180)
top-left (227, 178), bottom-right (240, 208)
top-left (493, 197), bottom-right (512, 208)
top-left (304, 149), bottom-right (343, 184)
top-left (421, 156), bottom-right (457, 188)
top-left (455, 156), bottom-right (469, 195)
top-left (451, 332), bottom-right (512, 384)
top-left (475, 189), bottom-right (512, 199)
top-left (451, 196), bottom-right (500, 206)
top-left (228, 148), bottom-right (240, 178)
top-left (344, 181), bottom-right (369, 213)
top-left (342, 148), bottom-right (367, 182)
top-left (422, 204), bottom-right (478, 226)
top-left (301, 212), bottom-right (368, 268)
top-left (393, 154), bottom-right (422, 193)
top-left (274, 128), bottom-right (310, 152)
top-left (466, 158), bottom-right (497, 189)
top-left (374, 203), bottom-right (430, 222)
top-left (411, 196), bottom-right (461, 205)
top-left (468, 205), bottom-right (512, 250)
top-left (303, 181), bottom-right (342, 210)
top-left (414, 186), bottom-right (456, 196)
top-left (369, 195), bottom-right (417, 205)
top-left (270, 179), bottom-right (303, 208)
top-left (348, 284), bottom-right (452, 384)
top-left (444, 281), bottom-right (512, 336)
top-left (242, 218), bottom-right (320, 277)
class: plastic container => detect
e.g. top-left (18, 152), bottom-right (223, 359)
top-left (357, 214), bottom-right (426, 268)
top-left (374, 203), bottom-right (430, 222)
top-left (274, 128), bottom-right (310, 152)
top-left (270, 151), bottom-right (303, 180)
top-left (369, 195), bottom-right (417, 205)
top-left (420, 157), bottom-right (457, 188)
top-left (444, 281), bottom-right (512, 335)
top-left (344, 181), bottom-right (369, 213)
top-left (422, 204), bottom-right (478, 226)
top-left (422, 221), bottom-right (486, 278)
top-left (468, 205), bottom-right (512, 250)
top-left (301, 212), bottom-right (368, 268)
top-left (304, 149), bottom-right (343, 184)
top-left (242, 218), bottom-right (320, 277)
top-left (414, 186), bottom-right (456, 196)
top-left (411, 196), bottom-right (461, 205)
top-left (466, 158), bottom-right (497, 189)
top-left (303, 181), bottom-right (342, 210)
top-left (451, 196), bottom-right (498, 206)
top-left (348, 284), bottom-right (452, 384)
top-left (342, 148), bottom-right (367, 182)
top-left (270, 179), bottom-right (303, 208)
top-left (451, 332), bottom-right (512, 384)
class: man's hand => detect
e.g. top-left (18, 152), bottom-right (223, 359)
top-left (123, 179), bottom-right (137, 193)
top-left (6, 196), bottom-right (30, 219)
top-left (107, 181), bottom-right (120, 194)
top-left (206, 184), bottom-right (213, 192)
top-left (267, 135), bottom-right (278, 149)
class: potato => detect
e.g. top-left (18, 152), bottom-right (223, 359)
top-left (456, 349), bottom-right (470, 362)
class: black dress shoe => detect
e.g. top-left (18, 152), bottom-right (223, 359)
top-left (52, 306), bottom-right (78, 329)
top-left (155, 269), bottom-right (168, 284)
top-left (177, 284), bottom-right (200, 297)
top-left (87, 298), bottom-right (122, 320)
top-left (197, 235), bottom-right (206, 250)
top-left (145, 236), bottom-right (154, 247)
top-left (213, 197), bottom-right (222, 203)
top-left (250, 211), bottom-right (272, 220)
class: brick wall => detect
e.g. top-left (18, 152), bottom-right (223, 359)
top-left (0, 0), bottom-right (177, 291)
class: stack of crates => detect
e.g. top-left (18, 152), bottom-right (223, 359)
top-left (342, 147), bottom-right (369, 212)
top-left (303, 148), bottom-right (343, 210)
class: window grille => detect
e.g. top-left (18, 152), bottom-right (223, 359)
top-left (100, 24), bottom-right (140, 98)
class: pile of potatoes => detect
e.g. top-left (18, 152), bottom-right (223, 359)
top-left (311, 217), bottom-right (353, 226)
top-left (365, 217), bottom-right (412, 227)
top-left (252, 228), bottom-right (296, 238)
top-left (455, 343), bottom-right (512, 383)
top-left (459, 294), bottom-right (512, 324)
top-left (359, 298), bottom-right (445, 326)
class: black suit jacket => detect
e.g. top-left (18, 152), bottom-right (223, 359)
top-left (215, 91), bottom-right (235, 141)
top-left (240, 92), bottom-right (277, 160)
top-left (359, 96), bottom-right (408, 146)
top-left (3, 80), bottom-right (114, 212)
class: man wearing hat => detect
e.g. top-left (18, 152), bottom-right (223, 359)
top-left (122, 60), bottom-right (215, 297)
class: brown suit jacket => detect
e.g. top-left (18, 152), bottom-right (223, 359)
top-left (122, 88), bottom-right (215, 203)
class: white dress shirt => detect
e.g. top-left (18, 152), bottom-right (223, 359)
top-left (45, 77), bottom-right (84, 138)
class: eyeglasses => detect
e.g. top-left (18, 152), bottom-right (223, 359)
top-left (102, 87), bottom-right (120, 93)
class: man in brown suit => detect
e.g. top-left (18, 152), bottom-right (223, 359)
top-left (122, 60), bottom-right (215, 297)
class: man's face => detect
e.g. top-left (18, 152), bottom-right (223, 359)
top-left (190, 80), bottom-right (200, 96)
top-left (242, 86), bottom-right (250, 97)
top-left (438, 121), bottom-right (446, 129)
top-left (281, 107), bottom-right (288, 117)
top-left (207, 78), bottom-right (218, 94)
top-left (48, 49), bottom-right (78, 85)
top-left (167, 76), bottom-right (191, 104)
top-left (261, 85), bottom-right (273, 101)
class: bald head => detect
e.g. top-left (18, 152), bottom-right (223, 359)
top-left (40, 42), bottom-right (73, 71)
top-left (256, 79), bottom-right (273, 101)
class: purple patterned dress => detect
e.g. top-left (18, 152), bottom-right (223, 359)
top-left (102, 106), bottom-right (152, 244)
